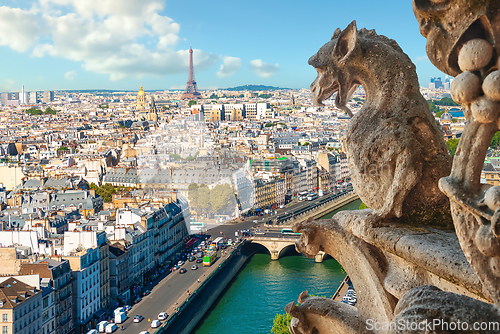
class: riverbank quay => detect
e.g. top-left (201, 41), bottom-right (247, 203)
top-left (277, 191), bottom-right (359, 226)
top-left (153, 240), bottom-right (252, 334)
top-left (332, 276), bottom-right (350, 302)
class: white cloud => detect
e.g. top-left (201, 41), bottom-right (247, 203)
top-left (217, 57), bottom-right (241, 77)
top-left (0, 6), bottom-right (43, 52)
top-left (415, 56), bottom-right (428, 62)
top-left (65, 70), bottom-right (76, 80)
top-left (249, 59), bottom-right (279, 77)
top-left (0, 0), bottom-right (219, 80)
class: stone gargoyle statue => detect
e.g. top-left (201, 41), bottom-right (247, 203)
top-left (308, 21), bottom-right (452, 228)
top-left (285, 1), bottom-right (500, 333)
top-left (284, 21), bottom-right (455, 334)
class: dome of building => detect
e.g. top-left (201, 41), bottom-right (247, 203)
top-left (137, 86), bottom-right (146, 96)
top-left (440, 112), bottom-right (453, 122)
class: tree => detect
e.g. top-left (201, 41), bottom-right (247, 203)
top-left (171, 154), bottom-right (181, 161)
top-left (437, 97), bottom-right (459, 106)
top-left (210, 184), bottom-right (235, 214)
top-left (26, 107), bottom-right (42, 115)
top-left (197, 186), bottom-right (211, 213)
top-left (359, 202), bottom-right (368, 209)
top-left (188, 183), bottom-right (199, 212)
top-left (427, 100), bottom-right (440, 114)
top-left (271, 313), bottom-right (292, 334)
top-left (45, 107), bottom-right (57, 115)
top-left (188, 100), bottom-right (197, 106)
top-left (490, 132), bottom-right (500, 150)
top-left (435, 110), bottom-right (444, 118)
top-left (446, 138), bottom-right (460, 157)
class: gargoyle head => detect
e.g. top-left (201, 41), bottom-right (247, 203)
top-left (413, 0), bottom-right (499, 76)
top-left (309, 21), bottom-right (359, 111)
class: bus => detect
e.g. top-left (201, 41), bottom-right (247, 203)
top-left (281, 228), bottom-right (301, 236)
top-left (203, 251), bottom-right (217, 266)
top-left (307, 194), bottom-right (318, 201)
top-left (298, 191), bottom-right (309, 200)
top-left (212, 237), bottom-right (224, 250)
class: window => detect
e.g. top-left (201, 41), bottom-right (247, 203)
top-left (2, 326), bottom-right (6, 334)
top-left (1, 314), bottom-right (5, 322)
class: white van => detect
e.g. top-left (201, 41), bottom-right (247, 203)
top-left (97, 321), bottom-right (109, 333)
top-left (113, 307), bottom-right (125, 315)
top-left (105, 323), bottom-right (117, 333)
top-left (86, 330), bottom-right (98, 334)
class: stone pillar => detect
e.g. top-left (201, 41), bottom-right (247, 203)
top-left (270, 251), bottom-right (279, 260)
top-left (315, 251), bottom-right (325, 263)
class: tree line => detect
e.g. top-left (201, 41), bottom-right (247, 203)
top-left (188, 183), bottom-right (236, 216)
top-left (25, 107), bottom-right (57, 115)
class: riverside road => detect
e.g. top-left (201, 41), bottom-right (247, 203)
top-left (120, 188), bottom-right (352, 333)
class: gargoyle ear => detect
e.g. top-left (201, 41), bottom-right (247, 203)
top-left (331, 28), bottom-right (341, 40)
top-left (333, 21), bottom-right (357, 62)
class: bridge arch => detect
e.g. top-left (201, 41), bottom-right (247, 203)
top-left (248, 237), bottom-right (298, 260)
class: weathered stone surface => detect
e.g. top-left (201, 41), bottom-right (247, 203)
top-left (284, 2), bottom-right (500, 333)
top-left (390, 285), bottom-right (500, 334)
top-left (483, 70), bottom-right (500, 101)
top-left (336, 213), bottom-right (487, 299)
top-left (414, 0), bottom-right (500, 305)
top-left (286, 291), bottom-right (370, 334)
top-left (413, 0), bottom-right (500, 77)
top-left (450, 71), bottom-right (482, 104)
top-left (308, 21), bottom-right (452, 228)
top-left (293, 218), bottom-right (397, 332)
top-left (458, 38), bottom-right (493, 72)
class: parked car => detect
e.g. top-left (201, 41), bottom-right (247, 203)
top-left (151, 320), bottom-right (161, 328)
top-left (139, 331), bottom-right (149, 334)
top-left (191, 265), bottom-right (198, 270)
top-left (196, 258), bottom-right (203, 263)
top-left (255, 230), bottom-right (266, 235)
top-left (179, 268), bottom-right (187, 274)
top-left (178, 261), bottom-right (185, 266)
top-left (133, 315), bottom-right (144, 323)
top-left (158, 312), bottom-right (168, 321)
top-left (143, 290), bottom-right (150, 296)
top-left (123, 305), bottom-right (132, 312)
top-left (134, 297), bottom-right (142, 304)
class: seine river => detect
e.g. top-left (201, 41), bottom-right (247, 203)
top-left (193, 198), bottom-right (362, 334)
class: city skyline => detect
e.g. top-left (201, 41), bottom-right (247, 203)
top-left (0, 0), bottom-right (447, 92)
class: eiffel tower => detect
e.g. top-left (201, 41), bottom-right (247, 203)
top-left (181, 47), bottom-right (202, 100)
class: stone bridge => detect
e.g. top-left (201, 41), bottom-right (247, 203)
top-left (247, 236), bottom-right (327, 262)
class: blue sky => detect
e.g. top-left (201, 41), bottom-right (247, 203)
top-left (0, 0), bottom-right (446, 92)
